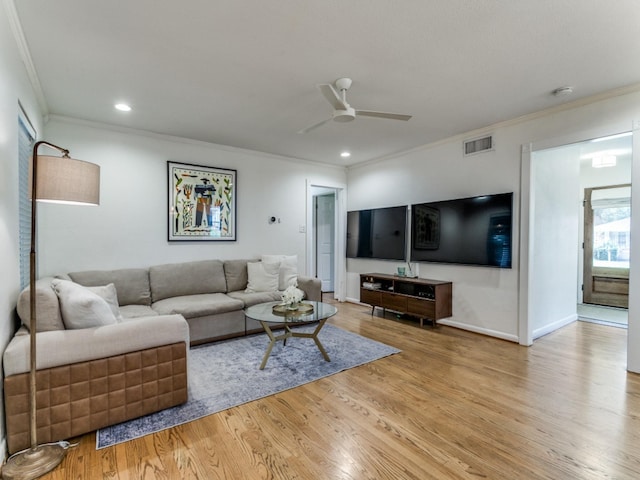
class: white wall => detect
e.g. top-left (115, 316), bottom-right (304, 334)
top-left (347, 88), bottom-right (640, 345)
top-left (347, 131), bottom-right (521, 341)
top-left (0, 1), bottom-right (45, 460)
top-left (530, 145), bottom-right (580, 338)
top-left (38, 118), bottom-right (346, 276)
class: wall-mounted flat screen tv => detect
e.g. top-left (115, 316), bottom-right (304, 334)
top-left (347, 206), bottom-right (407, 260)
top-left (410, 192), bottom-right (513, 268)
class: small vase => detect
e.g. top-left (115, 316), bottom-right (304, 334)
top-left (286, 302), bottom-right (299, 311)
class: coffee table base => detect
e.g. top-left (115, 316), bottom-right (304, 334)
top-left (259, 318), bottom-right (330, 369)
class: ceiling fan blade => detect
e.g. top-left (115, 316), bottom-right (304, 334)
top-left (355, 110), bottom-right (412, 121)
top-left (318, 84), bottom-right (348, 110)
top-left (297, 117), bottom-right (333, 134)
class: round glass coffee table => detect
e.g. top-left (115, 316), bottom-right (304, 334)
top-left (244, 300), bottom-right (338, 369)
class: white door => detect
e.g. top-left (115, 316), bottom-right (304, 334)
top-left (315, 194), bottom-right (335, 292)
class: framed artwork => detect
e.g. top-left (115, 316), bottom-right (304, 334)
top-left (413, 204), bottom-right (440, 250)
top-left (168, 161), bottom-right (236, 241)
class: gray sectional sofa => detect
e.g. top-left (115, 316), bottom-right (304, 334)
top-left (3, 258), bottom-right (321, 454)
top-left (66, 258), bottom-right (321, 345)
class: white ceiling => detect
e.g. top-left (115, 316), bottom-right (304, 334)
top-left (11, 1), bottom-right (640, 167)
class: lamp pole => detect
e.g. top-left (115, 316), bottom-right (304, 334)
top-left (3, 141), bottom-right (100, 480)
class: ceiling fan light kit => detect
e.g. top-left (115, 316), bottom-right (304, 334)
top-left (333, 107), bottom-right (356, 122)
top-left (299, 77), bottom-right (411, 133)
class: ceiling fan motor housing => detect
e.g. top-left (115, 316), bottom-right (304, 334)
top-left (333, 106), bottom-right (356, 122)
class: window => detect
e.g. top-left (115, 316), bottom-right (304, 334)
top-left (592, 204), bottom-right (631, 268)
top-left (18, 109), bottom-right (35, 289)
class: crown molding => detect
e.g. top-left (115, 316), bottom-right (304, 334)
top-left (4, 0), bottom-right (48, 115)
top-left (350, 82), bottom-right (640, 171)
top-left (47, 114), bottom-right (347, 172)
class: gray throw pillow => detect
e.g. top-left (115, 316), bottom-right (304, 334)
top-left (51, 279), bottom-right (118, 329)
top-left (87, 283), bottom-right (124, 322)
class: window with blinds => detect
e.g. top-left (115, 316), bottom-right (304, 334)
top-left (18, 113), bottom-right (35, 289)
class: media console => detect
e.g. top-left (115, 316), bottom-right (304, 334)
top-left (360, 273), bottom-right (452, 326)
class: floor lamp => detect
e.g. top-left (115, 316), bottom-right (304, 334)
top-left (2, 141), bottom-right (100, 480)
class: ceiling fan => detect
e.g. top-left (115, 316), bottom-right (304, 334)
top-left (298, 78), bottom-right (412, 134)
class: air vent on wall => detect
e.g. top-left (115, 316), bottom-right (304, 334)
top-left (464, 135), bottom-right (493, 156)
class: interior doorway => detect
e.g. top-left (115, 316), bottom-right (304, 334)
top-left (522, 130), bottom-right (632, 343)
top-left (306, 183), bottom-right (346, 301)
top-left (314, 193), bottom-right (335, 292)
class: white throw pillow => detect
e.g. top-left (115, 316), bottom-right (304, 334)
top-left (261, 254), bottom-right (298, 290)
top-left (245, 262), bottom-right (280, 293)
top-left (51, 279), bottom-right (118, 329)
top-left (87, 283), bottom-right (124, 322)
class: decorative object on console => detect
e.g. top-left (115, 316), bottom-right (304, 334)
top-left (167, 161), bottom-right (236, 241)
top-left (2, 141), bottom-right (100, 480)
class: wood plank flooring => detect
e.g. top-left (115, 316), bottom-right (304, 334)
top-left (32, 299), bottom-right (640, 479)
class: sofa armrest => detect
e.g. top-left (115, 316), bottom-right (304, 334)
top-left (297, 275), bottom-right (322, 302)
top-left (3, 314), bottom-right (189, 377)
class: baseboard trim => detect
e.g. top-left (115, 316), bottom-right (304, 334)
top-left (344, 299), bottom-right (519, 343)
top-left (533, 314), bottom-right (577, 340)
top-left (436, 319), bottom-right (519, 343)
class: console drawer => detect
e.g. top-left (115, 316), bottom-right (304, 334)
top-left (360, 288), bottom-right (381, 306)
top-left (407, 297), bottom-right (436, 319)
top-left (381, 293), bottom-right (407, 311)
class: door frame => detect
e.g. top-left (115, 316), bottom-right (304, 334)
top-left (314, 192), bottom-right (336, 292)
top-left (520, 124), bottom-right (636, 348)
top-left (306, 181), bottom-right (346, 301)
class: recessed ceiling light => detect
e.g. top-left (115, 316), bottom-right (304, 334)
top-left (340, 151), bottom-right (351, 158)
top-left (115, 103), bottom-right (131, 112)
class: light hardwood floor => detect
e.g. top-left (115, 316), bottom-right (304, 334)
top-left (34, 299), bottom-right (640, 479)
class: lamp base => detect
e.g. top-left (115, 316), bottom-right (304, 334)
top-left (2, 444), bottom-right (66, 480)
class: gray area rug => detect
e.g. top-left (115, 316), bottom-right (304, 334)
top-left (96, 324), bottom-right (400, 449)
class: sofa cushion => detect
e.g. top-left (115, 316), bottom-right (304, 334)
top-left (227, 290), bottom-right (283, 307)
top-left (152, 293), bottom-right (244, 319)
top-left (119, 304), bottom-right (158, 319)
top-left (68, 268), bottom-right (151, 306)
top-left (16, 277), bottom-right (65, 332)
top-left (150, 260), bottom-right (226, 303)
top-left (261, 254), bottom-right (298, 290)
top-left (245, 261), bottom-right (279, 293)
top-left (224, 259), bottom-right (255, 292)
top-left (51, 279), bottom-right (118, 329)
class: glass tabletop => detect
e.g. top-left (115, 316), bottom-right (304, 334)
top-left (244, 301), bottom-right (337, 324)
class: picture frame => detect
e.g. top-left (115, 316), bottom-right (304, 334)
top-left (168, 161), bottom-right (237, 241)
